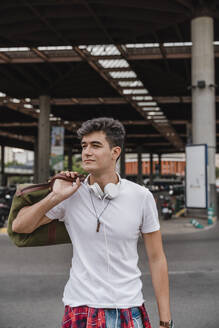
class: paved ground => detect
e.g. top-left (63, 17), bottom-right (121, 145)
top-left (160, 215), bottom-right (217, 234)
top-left (0, 218), bottom-right (219, 328)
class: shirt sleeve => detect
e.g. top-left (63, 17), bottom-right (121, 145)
top-left (45, 199), bottom-right (66, 222)
top-left (141, 189), bottom-right (160, 233)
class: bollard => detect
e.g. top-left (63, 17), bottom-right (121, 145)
top-left (190, 219), bottom-right (204, 229)
top-left (208, 205), bottom-right (214, 225)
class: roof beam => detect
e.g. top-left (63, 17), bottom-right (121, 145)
top-left (0, 98), bottom-right (74, 131)
top-left (31, 97), bottom-right (127, 105)
top-left (31, 47), bottom-right (49, 62)
top-left (153, 31), bottom-right (171, 73)
top-left (75, 45), bottom-right (184, 150)
top-left (0, 52), bottom-right (11, 63)
top-left (0, 120), bottom-right (192, 129)
top-left (87, 0), bottom-right (188, 14)
top-left (31, 47), bottom-right (63, 79)
top-left (0, 99), bottom-right (38, 119)
top-left (3, 46), bottom-right (219, 64)
top-left (0, 130), bottom-right (34, 143)
top-left (175, 0), bottom-right (194, 11)
top-left (0, 122), bottom-right (37, 127)
top-left (21, 1), bottom-right (183, 151)
top-left (174, 24), bottom-right (190, 83)
top-left (23, 1), bottom-right (82, 85)
top-left (30, 95), bottom-right (219, 106)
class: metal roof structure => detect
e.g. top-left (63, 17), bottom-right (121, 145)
top-left (0, 0), bottom-right (219, 154)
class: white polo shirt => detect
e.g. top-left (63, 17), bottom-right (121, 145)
top-left (45, 177), bottom-right (160, 309)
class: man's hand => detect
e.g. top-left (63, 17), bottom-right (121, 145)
top-left (52, 171), bottom-right (81, 202)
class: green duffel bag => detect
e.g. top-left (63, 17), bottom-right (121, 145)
top-left (7, 173), bottom-right (85, 247)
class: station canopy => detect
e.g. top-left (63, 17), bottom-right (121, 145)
top-left (0, 0), bottom-right (219, 154)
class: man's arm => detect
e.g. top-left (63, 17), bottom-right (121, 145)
top-left (12, 192), bottom-right (61, 234)
top-left (142, 230), bottom-right (171, 326)
top-left (12, 171), bottom-right (81, 234)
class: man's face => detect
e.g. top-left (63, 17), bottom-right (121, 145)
top-left (81, 131), bottom-right (119, 174)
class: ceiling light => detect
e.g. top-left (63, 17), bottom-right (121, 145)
top-left (38, 46), bottom-right (72, 51)
top-left (109, 71), bottom-right (136, 78)
top-left (12, 98), bottom-right (20, 103)
top-left (125, 43), bottom-right (159, 48)
top-left (0, 47), bottom-right (30, 52)
top-left (137, 102), bottom-right (157, 106)
top-left (132, 96), bottom-right (153, 101)
top-left (24, 104), bottom-right (33, 109)
top-left (86, 45), bottom-right (120, 56)
top-left (154, 119), bottom-right (168, 123)
top-left (98, 59), bottom-right (129, 68)
top-left (147, 112), bottom-right (163, 115)
top-left (123, 89), bottom-right (148, 95)
top-left (118, 81), bottom-right (143, 87)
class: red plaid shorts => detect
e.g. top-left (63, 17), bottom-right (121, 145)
top-left (61, 303), bottom-right (151, 328)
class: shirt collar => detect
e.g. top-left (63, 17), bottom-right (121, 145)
top-left (84, 172), bottom-right (121, 186)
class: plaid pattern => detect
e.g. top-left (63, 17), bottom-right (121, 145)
top-left (61, 304), bottom-right (151, 328)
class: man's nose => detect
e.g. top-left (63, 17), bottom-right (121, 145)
top-left (83, 145), bottom-right (92, 155)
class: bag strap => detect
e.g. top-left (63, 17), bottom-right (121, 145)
top-left (16, 173), bottom-right (86, 196)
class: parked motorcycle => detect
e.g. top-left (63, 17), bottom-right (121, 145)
top-left (160, 195), bottom-right (174, 220)
top-left (0, 187), bottom-right (15, 228)
top-left (161, 204), bottom-right (173, 220)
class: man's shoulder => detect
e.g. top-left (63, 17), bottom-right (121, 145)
top-left (122, 179), bottom-right (150, 196)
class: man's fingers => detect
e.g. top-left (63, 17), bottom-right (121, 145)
top-left (60, 170), bottom-right (69, 175)
top-left (75, 177), bottom-right (81, 186)
top-left (60, 171), bottom-right (82, 182)
top-left (60, 171), bottom-right (76, 177)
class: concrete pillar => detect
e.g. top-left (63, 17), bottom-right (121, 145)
top-left (38, 95), bottom-right (51, 183)
top-left (149, 153), bottom-right (153, 185)
top-left (33, 139), bottom-right (38, 183)
top-left (158, 154), bottom-right (162, 176)
top-left (1, 145), bottom-right (6, 186)
top-left (137, 146), bottom-right (143, 185)
top-left (191, 16), bottom-right (216, 213)
top-left (68, 148), bottom-right (73, 171)
top-left (187, 122), bottom-right (192, 144)
top-left (120, 147), bottom-right (126, 178)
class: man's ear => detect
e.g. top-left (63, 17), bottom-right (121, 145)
top-left (112, 146), bottom-right (121, 161)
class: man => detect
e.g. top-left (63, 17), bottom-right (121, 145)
top-left (12, 117), bottom-right (173, 328)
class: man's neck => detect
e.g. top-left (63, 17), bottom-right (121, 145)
top-left (89, 171), bottom-right (119, 191)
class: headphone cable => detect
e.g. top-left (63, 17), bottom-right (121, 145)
top-left (89, 192), bottom-right (111, 232)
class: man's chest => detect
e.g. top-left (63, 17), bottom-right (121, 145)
top-left (66, 194), bottom-right (143, 240)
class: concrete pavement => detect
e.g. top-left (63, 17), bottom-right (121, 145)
top-left (1, 219), bottom-right (219, 328)
top-left (160, 216), bottom-right (217, 235)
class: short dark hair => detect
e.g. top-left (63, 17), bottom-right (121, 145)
top-left (77, 117), bottom-right (126, 149)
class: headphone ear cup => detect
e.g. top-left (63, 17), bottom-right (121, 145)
top-left (104, 183), bottom-right (119, 199)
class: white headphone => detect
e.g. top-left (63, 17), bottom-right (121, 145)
top-left (89, 182), bottom-right (120, 199)
top-left (86, 174), bottom-right (121, 199)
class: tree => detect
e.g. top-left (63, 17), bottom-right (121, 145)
top-left (64, 155), bottom-right (86, 175)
